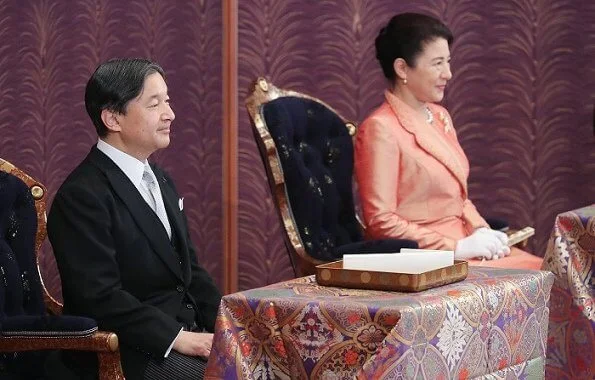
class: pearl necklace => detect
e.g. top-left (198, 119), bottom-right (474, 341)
top-left (424, 105), bottom-right (434, 124)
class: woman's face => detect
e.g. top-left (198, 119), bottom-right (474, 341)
top-left (401, 37), bottom-right (452, 103)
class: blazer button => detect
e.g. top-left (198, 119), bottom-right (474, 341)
top-left (176, 285), bottom-right (184, 293)
top-left (186, 303), bottom-right (193, 309)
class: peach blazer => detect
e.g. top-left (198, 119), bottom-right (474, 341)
top-left (354, 91), bottom-right (489, 250)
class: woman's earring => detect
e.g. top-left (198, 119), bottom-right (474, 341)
top-left (403, 78), bottom-right (408, 85)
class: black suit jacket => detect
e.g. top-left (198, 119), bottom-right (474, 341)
top-left (47, 146), bottom-right (222, 379)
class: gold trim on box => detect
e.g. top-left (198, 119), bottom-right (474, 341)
top-left (315, 260), bottom-right (468, 292)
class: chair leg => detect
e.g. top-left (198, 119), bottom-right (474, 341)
top-left (97, 351), bottom-right (125, 380)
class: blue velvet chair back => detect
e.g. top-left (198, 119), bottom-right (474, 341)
top-left (0, 172), bottom-right (45, 317)
top-left (262, 96), bottom-right (363, 261)
top-left (0, 172), bottom-right (46, 377)
top-left (247, 78), bottom-right (417, 276)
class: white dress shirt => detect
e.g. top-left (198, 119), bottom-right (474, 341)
top-left (96, 140), bottom-right (171, 238)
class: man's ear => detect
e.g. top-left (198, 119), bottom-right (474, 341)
top-left (393, 58), bottom-right (409, 82)
top-left (101, 109), bottom-right (121, 132)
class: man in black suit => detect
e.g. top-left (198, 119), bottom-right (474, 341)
top-left (48, 58), bottom-right (221, 380)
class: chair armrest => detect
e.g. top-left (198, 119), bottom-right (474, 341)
top-left (0, 315), bottom-right (124, 380)
top-left (0, 330), bottom-right (118, 352)
top-left (1, 314), bottom-right (97, 336)
top-left (1, 331), bottom-right (124, 380)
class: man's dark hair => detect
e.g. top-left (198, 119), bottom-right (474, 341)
top-left (85, 58), bottom-right (165, 137)
top-left (375, 13), bottom-right (453, 82)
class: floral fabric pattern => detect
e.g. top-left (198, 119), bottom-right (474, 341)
top-left (205, 267), bottom-right (554, 379)
top-left (436, 303), bottom-right (473, 368)
top-left (542, 205), bottom-right (595, 379)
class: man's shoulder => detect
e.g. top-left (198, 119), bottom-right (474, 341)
top-left (48, 155), bottom-right (111, 225)
top-left (57, 153), bottom-right (108, 195)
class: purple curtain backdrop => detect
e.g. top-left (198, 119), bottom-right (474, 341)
top-left (237, 0), bottom-right (595, 290)
top-left (0, 0), bottom-right (223, 298)
top-left (0, 0), bottom-right (593, 295)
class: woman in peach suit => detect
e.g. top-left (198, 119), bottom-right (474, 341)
top-left (354, 13), bottom-right (542, 269)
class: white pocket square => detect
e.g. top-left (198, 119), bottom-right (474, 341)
top-left (178, 197), bottom-right (184, 211)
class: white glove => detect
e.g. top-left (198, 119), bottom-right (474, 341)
top-left (475, 227), bottom-right (511, 258)
top-left (455, 228), bottom-right (506, 260)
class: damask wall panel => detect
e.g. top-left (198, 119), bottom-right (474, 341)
top-left (236, 0), bottom-right (595, 290)
top-left (466, 0), bottom-right (591, 255)
top-left (169, 1), bottom-right (224, 284)
top-left (0, 0), bottom-right (15, 168)
top-left (236, 0), bottom-right (315, 290)
top-left (15, 0), bottom-right (84, 299)
top-left (580, 1), bottom-right (595, 205)
top-left (309, 1), bottom-right (410, 121)
top-left (0, 0), bottom-right (223, 297)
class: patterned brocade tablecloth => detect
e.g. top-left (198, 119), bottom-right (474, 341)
top-left (205, 267), bottom-right (554, 380)
top-left (542, 205), bottom-right (595, 379)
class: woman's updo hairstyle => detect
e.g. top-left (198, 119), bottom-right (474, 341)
top-left (375, 13), bottom-right (453, 82)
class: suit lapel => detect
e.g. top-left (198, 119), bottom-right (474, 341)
top-left (88, 148), bottom-right (183, 281)
top-left (152, 166), bottom-right (192, 285)
top-left (384, 91), bottom-right (468, 195)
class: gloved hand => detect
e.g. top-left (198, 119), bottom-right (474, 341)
top-left (455, 228), bottom-right (507, 260)
top-left (475, 227), bottom-right (511, 259)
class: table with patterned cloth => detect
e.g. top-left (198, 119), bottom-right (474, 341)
top-left (205, 267), bottom-right (554, 379)
top-left (542, 205), bottom-right (595, 379)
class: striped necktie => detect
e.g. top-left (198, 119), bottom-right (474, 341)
top-left (142, 165), bottom-right (172, 239)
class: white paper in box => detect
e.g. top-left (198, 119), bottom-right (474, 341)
top-left (342, 249), bottom-right (454, 274)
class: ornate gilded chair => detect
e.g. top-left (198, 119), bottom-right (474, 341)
top-left (0, 159), bottom-right (124, 380)
top-left (246, 78), bottom-right (418, 277)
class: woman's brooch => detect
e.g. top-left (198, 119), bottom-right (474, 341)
top-left (439, 111), bottom-right (451, 134)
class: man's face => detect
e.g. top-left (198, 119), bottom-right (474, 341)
top-left (115, 72), bottom-right (175, 160)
